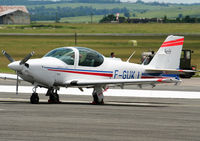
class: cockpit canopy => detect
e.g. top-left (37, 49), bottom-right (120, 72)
top-left (44, 47), bottom-right (104, 67)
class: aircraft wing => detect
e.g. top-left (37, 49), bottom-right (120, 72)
top-left (145, 68), bottom-right (196, 74)
top-left (65, 78), bottom-right (180, 87)
top-left (0, 73), bottom-right (23, 81)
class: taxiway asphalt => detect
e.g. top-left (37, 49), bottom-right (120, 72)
top-left (1, 77), bottom-right (200, 91)
top-left (0, 78), bottom-right (200, 141)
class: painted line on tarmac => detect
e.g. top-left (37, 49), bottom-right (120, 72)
top-left (0, 85), bottom-right (200, 99)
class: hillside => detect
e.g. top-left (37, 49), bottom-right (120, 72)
top-left (28, 2), bottom-right (200, 22)
top-left (1, 0), bottom-right (200, 22)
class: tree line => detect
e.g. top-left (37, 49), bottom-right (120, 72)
top-left (100, 14), bottom-right (200, 23)
top-left (163, 15), bottom-right (200, 23)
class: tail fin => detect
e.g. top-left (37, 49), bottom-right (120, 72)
top-left (148, 35), bottom-right (184, 69)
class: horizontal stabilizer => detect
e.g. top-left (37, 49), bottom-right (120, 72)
top-left (145, 68), bottom-right (196, 74)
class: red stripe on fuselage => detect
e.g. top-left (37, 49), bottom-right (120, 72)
top-left (48, 69), bottom-right (113, 77)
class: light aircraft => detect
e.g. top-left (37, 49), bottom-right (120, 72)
top-left (0, 35), bottom-right (193, 104)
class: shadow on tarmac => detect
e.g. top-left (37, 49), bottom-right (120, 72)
top-left (0, 100), bottom-right (171, 108)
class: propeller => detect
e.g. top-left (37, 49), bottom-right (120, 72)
top-left (20, 51), bottom-right (35, 65)
top-left (2, 50), bottom-right (15, 62)
top-left (2, 50), bottom-right (34, 95)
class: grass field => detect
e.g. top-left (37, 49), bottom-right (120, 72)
top-left (1, 23), bottom-right (200, 34)
top-left (60, 15), bottom-right (104, 23)
top-left (0, 35), bottom-right (199, 74)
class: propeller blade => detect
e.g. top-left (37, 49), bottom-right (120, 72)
top-left (20, 51), bottom-right (35, 65)
top-left (16, 72), bottom-right (19, 95)
top-left (2, 50), bottom-right (15, 62)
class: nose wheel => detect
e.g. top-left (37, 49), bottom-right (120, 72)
top-left (30, 93), bottom-right (39, 104)
top-left (30, 86), bottom-right (39, 104)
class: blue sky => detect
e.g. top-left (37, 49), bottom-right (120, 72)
top-left (120, 0), bottom-right (200, 4)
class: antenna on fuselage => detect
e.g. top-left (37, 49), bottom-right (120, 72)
top-left (126, 40), bottom-right (137, 62)
top-left (127, 51), bottom-right (135, 62)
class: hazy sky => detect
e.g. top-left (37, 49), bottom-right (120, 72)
top-left (120, 0), bottom-right (200, 4)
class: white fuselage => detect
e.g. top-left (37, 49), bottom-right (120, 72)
top-left (17, 57), bottom-right (145, 88)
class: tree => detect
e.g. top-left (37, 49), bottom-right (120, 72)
top-left (163, 15), bottom-right (168, 23)
top-left (184, 15), bottom-right (191, 23)
top-left (99, 14), bottom-right (116, 23)
top-left (118, 17), bottom-right (126, 23)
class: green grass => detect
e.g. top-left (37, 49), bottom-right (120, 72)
top-left (60, 15), bottom-right (104, 23)
top-left (1, 23), bottom-right (200, 34)
top-left (0, 35), bottom-right (199, 73)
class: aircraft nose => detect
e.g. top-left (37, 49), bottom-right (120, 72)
top-left (8, 61), bottom-right (22, 71)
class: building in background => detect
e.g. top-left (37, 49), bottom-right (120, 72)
top-left (0, 6), bottom-right (30, 24)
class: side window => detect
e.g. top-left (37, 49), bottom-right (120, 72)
top-left (78, 48), bottom-right (104, 67)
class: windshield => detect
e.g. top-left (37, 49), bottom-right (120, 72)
top-left (44, 48), bottom-right (75, 65)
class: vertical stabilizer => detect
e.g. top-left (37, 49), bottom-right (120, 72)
top-left (147, 35), bottom-right (184, 69)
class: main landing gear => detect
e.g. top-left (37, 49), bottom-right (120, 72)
top-left (92, 86), bottom-right (104, 105)
top-left (30, 87), bottom-right (60, 104)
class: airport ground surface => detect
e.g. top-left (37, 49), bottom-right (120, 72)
top-left (0, 78), bottom-right (200, 141)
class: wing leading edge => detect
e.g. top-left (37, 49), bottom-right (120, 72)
top-left (65, 78), bottom-right (181, 87)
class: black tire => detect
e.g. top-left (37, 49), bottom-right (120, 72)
top-left (30, 93), bottom-right (39, 104)
top-left (49, 93), bottom-right (59, 103)
top-left (93, 94), bottom-right (99, 104)
top-left (92, 94), bottom-right (104, 104)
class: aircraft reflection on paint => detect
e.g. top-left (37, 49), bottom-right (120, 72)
top-left (0, 35), bottom-right (194, 104)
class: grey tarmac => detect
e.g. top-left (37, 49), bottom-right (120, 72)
top-left (0, 78), bottom-right (200, 141)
